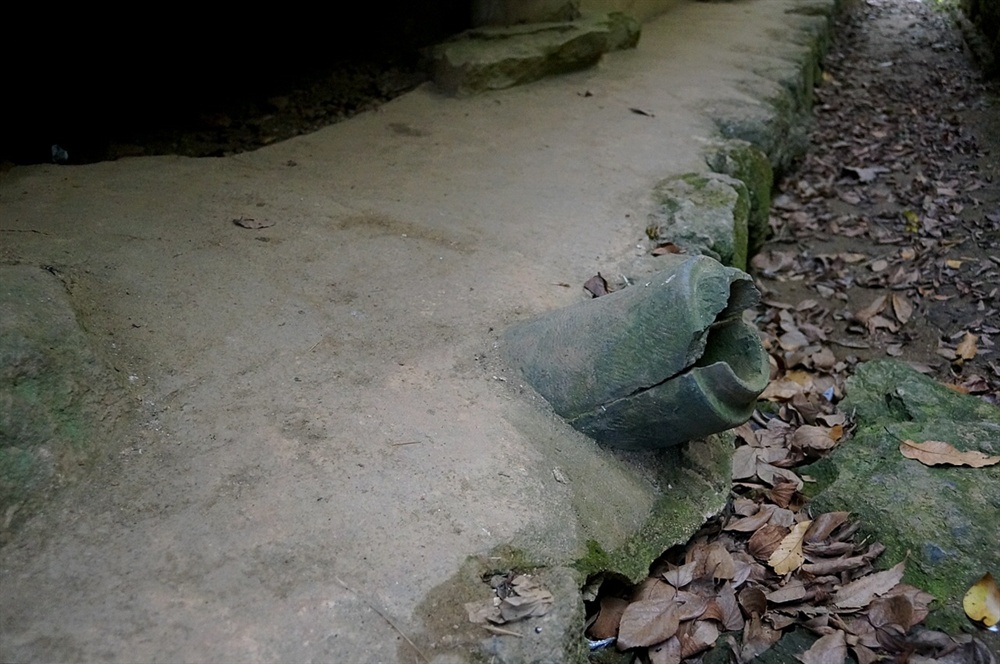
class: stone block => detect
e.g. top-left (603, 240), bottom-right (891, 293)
top-left (430, 12), bottom-right (640, 95)
top-left (647, 172), bottom-right (751, 271)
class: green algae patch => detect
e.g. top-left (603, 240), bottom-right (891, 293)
top-left (806, 360), bottom-right (1000, 631)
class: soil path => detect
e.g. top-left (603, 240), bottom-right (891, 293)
top-left (754, 0), bottom-right (1000, 401)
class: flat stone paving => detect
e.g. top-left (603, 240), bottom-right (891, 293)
top-left (0, 0), bottom-right (833, 661)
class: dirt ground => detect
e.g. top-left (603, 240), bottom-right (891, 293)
top-left (1, 0), bottom-right (998, 661)
top-left (753, 0), bottom-right (1000, 404)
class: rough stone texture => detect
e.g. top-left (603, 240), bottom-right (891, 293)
top-left (418, 552), bottom-right (589, 664)
top-left (430, 12), bottom-right (640, 95)
top-left (647, 172), bottom-right (752, 270)
top-left (705, 3), bottom-right (837, 174)
top-left (0, 266), bottom-right (122, 537)
top-left (805, 360), bottom-right (1000, 632)
top-left (702, 138), bottom-right (774, 255)
top-left (503, 255), bottom-right (769, 449)
top-left (473, 0), bottom-right (582, 26)
top-left (579, 433), bottom-right (736, 583)
top-left (707, 97), bottom-right (810, 177)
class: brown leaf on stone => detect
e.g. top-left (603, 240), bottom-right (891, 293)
top-left (866, 314), bottom-right (899, 334)
top-left (616, 600), bottom-right (681, 650)
top-left (766, 579), bottom-right (807, 604)
top-left (792, 425), bottom-right (840, 454)
top-left (850, 644), bottom-right (881, 664)
top-left (766, 476), bottom-right (799, 508)
top-left (647, 636), bottom-right (681, 664)
top-left (748, 524), bottom-right (789, 561)
top-left (883, 584), bottom-right (933, 626)
top-left (740, 612), bottom-right (783, 660)
top-left (756, 462), bottom-right (805, 490)
top-left (732, 496), bottom-right (760, 516)
top-left (805, 512), bottom-right (851, 543)
top-left (866, 593), bottom-right (918, 633)
top-left (731, 445), bottom-right (760, 481)
top-left (769, 521), bottom-right (812, 574)
top-left (583, 273), bottom-right (610, 298)
top-left (726, 504), bottom-right (778, 533)
top-left (855, 295), bottom-right (887, 323)
top-left (704, 584), bottom-right (744, 631)
top-left (898, 439), bottom-right (1000, 468)
top-left (955, 331), bottom-right (978, 362)
top-left (705, 542), bottom-right (736, 581)
top-left (673, 591), bottom-right (711, 621)
top-left (766, 611), bottom-right (800, 632)
top-left (833, 561), bottom-right (905, 610)
top-left (497, 575), bottom-right (554, 622)
top-left (796, 629), bottom-right (847, 664)
top-left (661, 561), bottom-right (701, 588)
top-left (677, 620), bottom-right (719, 659)
top-left (890, 292), bottom-right (913, 325)
top-left (731, 553), bottom-right (761, 588)
top-left (634, 577), bottom-right (678, 602)
top-left (652, 242), bottom-right (683, 256)
top-left (738, 587), bottom-right (768, 617)
top-left (588, 596), bottom-right (628, 639)
top-left (801, 555), bottom-right (867, 576)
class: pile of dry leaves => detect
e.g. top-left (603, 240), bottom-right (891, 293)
top-left (582, 397), bottom-right (997, 663)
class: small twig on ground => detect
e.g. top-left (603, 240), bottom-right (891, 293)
top-left (333, 576), bottom-right (430, 664)
top-left (483, 625), bottom-right (523, 638)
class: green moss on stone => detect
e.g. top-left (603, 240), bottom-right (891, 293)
top-left (703, 139), bottom-right (774, 255)
top-left (810, 360), bottom-right (1000, 631)
top-left (649, 173), bottom-right (751, 270)
top-left (575, 435), bottom-right (733, 582)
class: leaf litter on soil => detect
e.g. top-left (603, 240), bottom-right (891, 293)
top-left (577, 0), bottom-right (1000, 660)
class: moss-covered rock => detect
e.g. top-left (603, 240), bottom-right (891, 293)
top-left (429, 12), bottom-right (640, 95)
top-left (647, 173), bottom-right (752, 271)
top-left (702, 139), bottom-right (774, 255)
top-left (576, 433), bottom-right (734, 582)
top-left (805, 360), bottom-right (1000, 631)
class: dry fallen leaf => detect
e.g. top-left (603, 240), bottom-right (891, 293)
top-left (677, 620), bottom-right (719, 659)
top-left (748, 524), bottom-right (789, 561)
top-left (740, 612), bottom-right (783, 660)
top-left (833, 561), bottom-right (905, 610)
top-left (805, 511), bottom-right (851, 543)
top-left (497, 575), bottom-right (554, 622)
top-left (647, 636), bottom-right (681, 664)
top-left (588, 596), bottom-right (629, 639)
top-left (955, 332), bottom-right (978, 362)
top-left (616, 600), bottom-right (681, 650)
top-left (792, 425), bottom-right (840, 454)
top-left (652, 242), bottom-right (684, 256)
top-left (769, 520), bottom-right (812, 574)
top-left (796, 629), bottom-right (847, 664)
top-left (963, 572), bottom-right (1000, 628)
top-left (890, 292), bottom-right (913, 325)
top-left (899, 439), bottom-right (1000, 468)
top-left (584, 273), bottom-right (610, 298)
